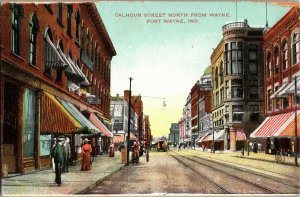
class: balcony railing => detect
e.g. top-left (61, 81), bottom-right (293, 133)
top-left (222, 21), bottom-right (247, 33)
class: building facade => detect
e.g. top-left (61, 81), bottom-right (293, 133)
top-left (211, 19), bottom-right (265, 151)
top-left (168, 123), bottom-right (179, 145)
top-left (250, 7), bottom-right (300, 155)
top-left (1, 3), bottom-right (115, 173)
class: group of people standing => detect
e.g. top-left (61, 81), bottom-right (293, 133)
top-left (51, 136), bottom-right (93, 186)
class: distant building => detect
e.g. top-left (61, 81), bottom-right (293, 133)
top-left (168, 123), bottom-right (179, 145)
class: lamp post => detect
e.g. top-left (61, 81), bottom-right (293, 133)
top-left (294, 76), bottom-right (298, 166)
top-left (126, 77), bottom-right (133, 166)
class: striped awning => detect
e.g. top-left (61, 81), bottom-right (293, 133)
top-left (130, 132), bottom-right (137, 140)
top-left (250, 112), bottom-right (294, 138)
top-left (236, 128), bottom-right (247, 141)
top-left (89, 113), bottom-right (113, 137)
top-left (41, 92), bottom-right (81, 133)
top-left (113, 135), bottom-right (125, 143)
top-left (278, 112), bottom-right (300, 137)
top-left (57, 97), bottom-right (99, 134)
top-left (198, 132), bottom-right (211, 143)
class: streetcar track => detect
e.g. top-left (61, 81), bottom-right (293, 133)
top-left (169, 153), bottom-right (229, 194)
top-left (198, 153), bottom-right (299, 180)
top-left (191, 154), bottom-right (300, 190)
top-left (170, 151), bottom-right (280, 194)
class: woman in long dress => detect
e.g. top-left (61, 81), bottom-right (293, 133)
top-left (81, 138), bottom-right (92, 171)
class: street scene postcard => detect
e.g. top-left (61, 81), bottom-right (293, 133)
top-left (0, 0), bottom-right (299, 196)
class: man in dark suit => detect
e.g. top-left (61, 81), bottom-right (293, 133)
top-left (52, 136), bottom-right (66, 186)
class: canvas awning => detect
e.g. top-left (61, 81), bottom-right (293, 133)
top-left (278, 113), bottom-right (300, 137)
top-left (113, 135), bottom-right (125, 143)
top-left (270, 82), bottom-right (288, 99)
top-left (197, 132), bottom-right (211, 143)
top-left (206, 130), bottom-right (225, 141)
top-left (89, 113), bottom-right (113, 137)
top-left (250, 111), bottom-right (295, 138)
top-left (130, 132), bottom-right (137, 140)
top-left (57, 97), bottom-right (99, 134)
top-left (236, 128), bottom-right (247, 141)
top-left (41, 92), bottom-right (81, 134)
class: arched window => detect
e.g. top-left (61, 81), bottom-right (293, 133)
top-left (291, 30), bottom-right (299, 65)
top-left (11, 4), bottom-right (23, 55)
top-left (266, 52), bottom-right (271, 79)
top-left (67, 4), bottom-right (73, 36)
top-left (29, 13), bottom-right (39, 66)
top-left (44, 27), bottom-right (53, 77)
top-left (75, 10), bottom-right (80, 43)
top-left (282, 39), bottom-right (288, 71)
top-left (274, 46), bottom-right (279, 75)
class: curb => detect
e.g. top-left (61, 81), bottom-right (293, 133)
top-left (76, 164), bottom-right (126, 194)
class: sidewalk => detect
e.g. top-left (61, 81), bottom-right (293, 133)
top-left (2, 151), bottom-right (125, 196)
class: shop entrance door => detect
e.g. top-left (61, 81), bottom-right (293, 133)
top-left (3, 82), bottom-right (19, 173)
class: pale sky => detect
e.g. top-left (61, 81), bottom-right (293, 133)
top-left (96, 1), bottom-right (291, 137)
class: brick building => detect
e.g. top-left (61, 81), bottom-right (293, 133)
top-left (0, 3), bottom-right (115, 173)
top-left (250, 7), bottom-right (300, 155)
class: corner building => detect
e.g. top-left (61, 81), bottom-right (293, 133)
top-left (0, 3), bottom-right (116, 173)
top-left (212, 20), bottom-right (265, 151)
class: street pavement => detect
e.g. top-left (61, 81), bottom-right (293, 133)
top-left (1, 148), bottom-right (299, 196)
top-left (2, 151), bottom-right (124, 196)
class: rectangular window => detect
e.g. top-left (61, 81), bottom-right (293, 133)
top-left (250, 105), bottom-right (259, 122)
top-left (282, 42), bottom-right (288, 71)
top-left (220, 88), bottom-right (224, 103)
top-left (11, 4), bottom-right (21, 55)
top-left (267, 89), bottom-right (272, 111)
top-left (225, 43), bottom-right (230, 75)
top-left (274, 86), bottom-right (280, 110)
top-left (67, 4), bottom-right (72, 36)
top-left (231, 79), bottom-right (243, 98)
top-left (23, 88), bottom-right (36, 157)
top-left (237, 42), bottom-right (243, 74)
top-left (282, 97), bottom-right (289, 109)
top-left (249, 44), bottom-right (258, 74)
top-left (232, 105), bottom-right (243, 122)
top-left (225, 81), bottom-right (230, 100)
top-left (249, 80), bottom-right (258, 99)
top-left (274, 47), bottom-right (279, 75)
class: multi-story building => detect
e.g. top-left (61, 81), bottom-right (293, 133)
top-left (250, 7), bottom-right (300, 155)
top-left (184, 94), bottom-right (192, 145)
top-left (168, 123), bottom-right (179, 145)
top-left (211, 19), bottom-right (265, 151)
top-left (110, 94), bottom-right (138, 143)
top-left (1, 3), bottom-right (116, 173)
top-left (178, 117), bottom-right (186, 144)
top-left (124, 91), bottom-right (144, 141)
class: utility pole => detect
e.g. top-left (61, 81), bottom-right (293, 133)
top-left (294, 76), bottom-right (298, 166)
top-left (126, 77), bottom-right (133, 166)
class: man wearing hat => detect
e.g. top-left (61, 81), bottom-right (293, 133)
top-left (51, 136), bottom-right (66, 186)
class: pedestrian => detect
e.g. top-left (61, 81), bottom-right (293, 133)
top-left (63, 137), bottom-right (71, 173)
top-left (51, 138), bottom-right (57, 172)
top-left (51, 136), bottom-right (66, 186)
top-left (109, 142), bottom-right (115, 157)
top-left (81, 138), bottom-right (92, 171)
top-left (178, 143), bottom-right (182, 151)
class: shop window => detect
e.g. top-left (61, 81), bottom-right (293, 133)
top-left (23, 88), bottom-right (36, 157)
top-left (249, 44), bottom-right (258, 74)
top-left (231, 79), bottom-right (243, 98)
top-left (11, 4), bottom-right (23, 55)
top-left (292, 31), bottom-right (299, 65)
top-left (40, 135), bottom-right (51, 156)
top-left (282, 40), bottom-right (288, 71)
top-left (29, 13), bottom-right (39, 66)
top-left (274, 46), bottom-right (279, 75)
top-left (232, 105), bottom-right (243, 122)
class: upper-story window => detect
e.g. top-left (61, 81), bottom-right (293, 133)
top-left (44, 28), bottom-right (53, 77)
top-left (267, 89), bottom-right (272, 112)
top-left (57, 3), bottom-right (63, 25)
top-left (249, 80), bottom-right (258, 99)
top-left (219, 62), bottom-right (224, 84)
top-left (274, 46), bottom-right (279, 75)
top-left (250, 105), bottom-right (259, 122)
top-left (231, 79), bottom-right (243, 98)
top-left (232, 105), bottom-right (243, 122)
top-left (266, 52), bottom-right (271, 79)
top-left (274, 86), bottom-right (280, 110)
top-left (225, 80), bottom-right (230, 100)
top-left (67, 4), bottom-right (72, 36)
top-left (214, 68), bottom-right (218, 89)
top-left (249, 44), bottom-right (258, 74)
top-left (29, 13), bottom-right (39, 66)
top-left (225, 43), bottom-right (230, 75)
top-left (11, 4), bottom-right (23, 55)
top-left (282, 40), bottom-right (288, 71)
top-left (75, 10), bottom-right (80, 43)
top-left (292, 30), bottom-right (299, 65)
top-left (56, 41), bottom-right (64, 83)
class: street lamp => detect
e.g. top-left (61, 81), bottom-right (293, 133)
top-left (126, 77), bottom-right (133, 166)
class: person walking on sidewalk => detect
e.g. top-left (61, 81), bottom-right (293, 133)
top-left (81, 138), bottom-right (92, 171)
top-left (51, 136), bottom-right (66, 186)
top-left (63, 137), bottom-right (71, 173)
